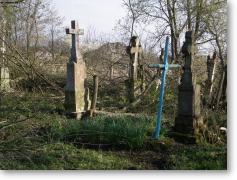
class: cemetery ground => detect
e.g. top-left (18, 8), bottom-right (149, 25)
top-left (0, 79), bottom-right (227, 170)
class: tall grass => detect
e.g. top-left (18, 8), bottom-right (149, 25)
top-left (52, 115), bottom-right (154, 150)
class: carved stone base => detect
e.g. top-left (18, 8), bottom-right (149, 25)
top-left (125, 79), bottom-right (144, 103)
top-left (65, 62), bottom-right (90, 119)
top-left (174, 74), bottom-right (203, 143)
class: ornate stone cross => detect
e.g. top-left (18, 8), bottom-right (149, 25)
top-left (130, 36), bottom-right (142, 80)
top-left (66, 20), bottom-right (84, 63)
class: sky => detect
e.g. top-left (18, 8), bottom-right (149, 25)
top-left (51, 0), bottom-right (126, 35)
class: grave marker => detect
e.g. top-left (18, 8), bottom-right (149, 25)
top-left (126, 36), bottom-right (143, 103)
top-left (130, 37), bottom-right (142, 81)
top-left (149, 37), bottom-right (181, 139)
top-left (65, 20), bottom-right (90, 119)
top-left (174, 31), bottom-right (203, 142)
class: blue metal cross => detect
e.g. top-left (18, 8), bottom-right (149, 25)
top-left (149, 37), bottom-right (181, 139)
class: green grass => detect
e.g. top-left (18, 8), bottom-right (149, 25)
top-left (0, 93), bottom-right (227, 170)
top-left (167, 144), bottom-right (227, 170)
top-left (0, 143), bottom-right (142, 170)
top-left (52, 115), bottom-right (154, 150)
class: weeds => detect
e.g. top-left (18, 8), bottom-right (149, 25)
top-left (0, 93), bottom-right (227, 170)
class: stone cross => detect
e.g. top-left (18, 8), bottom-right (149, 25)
top-left (130, 36), bottom-right (142, 81)
top-left (149, 37), bottom-right (181, 139)
top-left (66, 20), bottom-right (84, 63)
top-left (65, 20), bottom-right (90, 119)
top-left (174, 31), bottom-right (203, 143)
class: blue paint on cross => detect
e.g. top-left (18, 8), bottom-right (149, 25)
top-left (149, 37), bottom-right (181, 139)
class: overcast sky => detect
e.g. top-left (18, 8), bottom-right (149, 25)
top-left (51, 0), bottom-right (126, 34)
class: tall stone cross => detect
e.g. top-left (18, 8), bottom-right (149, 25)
top-left (65, 20), bottom-right (90, 119)
top-left (66, 20), bottom-right (84, 63)
top-left (149, 37), bottom-right (181, 139)
top-left (130, 36), bottom-right (142, 81)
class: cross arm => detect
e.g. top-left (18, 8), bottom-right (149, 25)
top-left (149, 64), bottom-right (181, 69)
top-left (149, 64), bottom-right (165, 69)
top-left (130, 47), bottom-right (142, 54)
top-left (169, 64), bottom-right (181, 69)
top-left (66, 28), bottom-right (84, 35)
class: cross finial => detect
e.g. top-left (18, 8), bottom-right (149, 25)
top-left (66, 20), bottom-right (84, 36)
top-left (182, 31), bottom-right (194, 56)
top-left (66, 20), bottom-right (84, 63)
top-left (130, 36), bottom-right (142, 55)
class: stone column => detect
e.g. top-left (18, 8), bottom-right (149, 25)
top-left (65, 20), bottom-right (90, 119)
top-left (174, 31), bottom-right (203, 143)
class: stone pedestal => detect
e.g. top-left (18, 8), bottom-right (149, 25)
top-left (174, 75), bottom-right (202, 134)
top-left (0, 67), bottom-right (10, 92)
top-left (65, 62), bottom-right (90, 119)
top-left (172, 31), bottom-right (203, 143)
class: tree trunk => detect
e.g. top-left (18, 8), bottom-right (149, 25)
top-left (215, 66), bottom-right (227, 108)
top-left (90, 75), bottom-right (99, 117)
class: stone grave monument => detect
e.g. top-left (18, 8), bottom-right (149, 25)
top-left (126, 36), bottom-right (143, 103)
top-left (65, 20), bottom-right (90, 119)
top-left (174, 31), bottom-right (203, 143)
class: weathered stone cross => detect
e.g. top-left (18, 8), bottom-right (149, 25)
top-left (66, 20), bottom-right (84, 63)
top-left (130, 37), bottom-right (142, 80)
top-left (149, 37), bottom-right (181, 139)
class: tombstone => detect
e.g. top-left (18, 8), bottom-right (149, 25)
top-left (64, 20), bottom-right (90, 119)
top-left (126, 36), bottom-right (143, 103)
top-left (174, 31), bottom-right (203, 143)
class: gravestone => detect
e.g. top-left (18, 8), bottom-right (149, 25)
top-left (64, 20), bottom-right (90, 119)
top-left (126, 36), bottom-right (143, 103)
top-left (174, 31), bottom-right (203, 143)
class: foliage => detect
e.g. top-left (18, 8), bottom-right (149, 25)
top-left (50, 115), bottom-right (153, 150)
top-left (0, 93), bottom-right (227, 170)
top-left (201, 109), bottom-right (227, 145)
top-left (167, 144), bottom-right (227, 170)
top-left (0, 143), bottom-right (143, 170)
